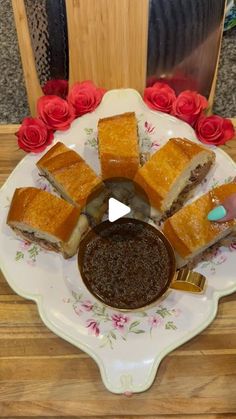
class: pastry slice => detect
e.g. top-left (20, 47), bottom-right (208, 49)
top-left (134, 137), bottom-right (215, 219)
top-left (7, 187), bottom-right (89, 259)
top-left (98, 112), bottom-right (140, 180)
top-left (36, 142), bottom-right (106, 222)
top-left (162, 182), bottom-right (236, 267)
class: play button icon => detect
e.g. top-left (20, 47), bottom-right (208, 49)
top-left (83, 177), bottom-right (151, 229)
top-left (108, 197), bottom-right (131, 222)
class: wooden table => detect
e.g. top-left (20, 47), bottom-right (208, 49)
top-left (1, 125), bottom-right (236, 418)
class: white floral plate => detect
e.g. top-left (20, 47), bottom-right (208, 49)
top-left (1, 89), bottom-right (236, 394)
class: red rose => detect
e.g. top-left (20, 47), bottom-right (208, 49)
top-left (42, 79), bottom-right (68, 99)
top-left (16, 117), bottom-right (54, 153)
top-left (37, 95), bottom-right (75, 131)
top-left (144, 82), bottom-right (176, 114)
top-left (196, 115), bottom-right (235, 146)
top-left (172, 90), bottom-right (208, 126)
top-left (68, 81), bottom-right (105, 117)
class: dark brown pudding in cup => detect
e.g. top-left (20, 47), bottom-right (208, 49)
top-left (78, 218), bottom-right (176, 310)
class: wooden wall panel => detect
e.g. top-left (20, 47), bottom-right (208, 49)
top-left (12, 0), bottom-right (43, 116)
top-left (66, 0), bottom-right (149, 93)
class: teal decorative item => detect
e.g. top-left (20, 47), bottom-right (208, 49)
top-left (207, 205), bottom-right (227, 221)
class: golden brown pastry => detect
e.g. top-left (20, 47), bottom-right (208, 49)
top-left (7, 187), bottom-right (89, 259)
top-left (98, 112), bottom-right (140, 180)
top-left (36, 142), bottom-right (106, 222)
top-left (134, 137), bottom-right (215, 219)
top-left (162, 182), bottom-right (236, 267)
top-left (37, 142), bottom-right (103, 207)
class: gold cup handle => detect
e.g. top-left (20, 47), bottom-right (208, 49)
top-left (170, 268), bottom-right (206, 293)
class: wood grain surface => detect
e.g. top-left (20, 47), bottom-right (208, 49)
top-left (67, 0), bottom-right (149, 92)
top-left (0, 128), bottom-right (236, 417)
top-left (11, 1), bottom-right (43, 116)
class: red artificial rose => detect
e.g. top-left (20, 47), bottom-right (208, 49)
top-left (144, 82), bottom-right (176, 114)
top-left (68, 80), bottom-right (105, 117)
top-left (172, 90), bottom-right (208, 126)
top-left (42, 79), bottom-right (68, 99)
top-left (196, 115), bottom-right (235, 146)
top-left (37, 95), bottom-right (75, 131)
top-left (16, 117), bottom-right (54, 153)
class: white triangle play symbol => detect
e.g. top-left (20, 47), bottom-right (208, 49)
top-left (108, 197), bottom-right (131, 222)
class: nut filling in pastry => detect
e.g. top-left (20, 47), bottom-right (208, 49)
top-left (7, 187), bottom-right (89, 259)
top-left (164, 160), bottom-right (213, 219)
top-left (12, 228), bottom-right (61, 252)
top-left (162, 182), bottom-right (236, 268)
top-left (135, 137), bottom-right (215, 221)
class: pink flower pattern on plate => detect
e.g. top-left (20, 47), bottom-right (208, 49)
top-left (212, 248), bottom-right (227, 264)
top-left (86, 319), bottom-right (100, 336)
top-left (19, 240), bottom-right (31, 250)
top-left (229, 241), bottom-right (236, 252)
top-left (144, 121), bottom-right (155, 134)
top-left (112, 314), bottom-right (129, 330)
top-left (81, 300), bottom-right (94, 311)
top-left (148, 315), bottom-right (163, 328)
top-left (74, 300), bottom-right (93, 316)
top-left (151, 140), bottom-right (160, 150)
top-left (74, 303), bottom-right (83, 316)
top-left (63, 291), bottom-right (183, 348)
top-left (36, 177), bottom-right (53, 193)
top-left (172, 308), bottom-right (182, 318)
top-left (200, 247), bottom-right (228, 274)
